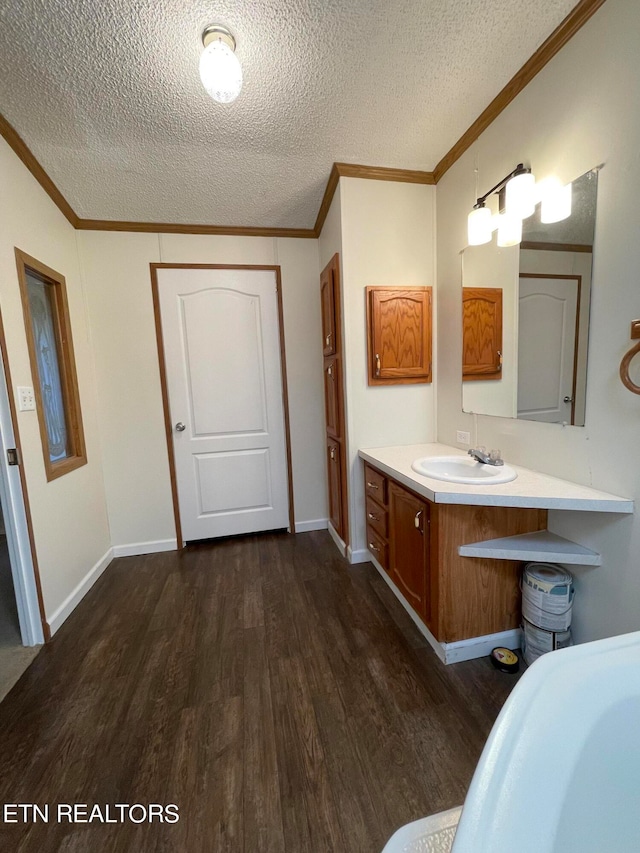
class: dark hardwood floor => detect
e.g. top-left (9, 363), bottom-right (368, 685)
top-left (0, 531), bottom-right (520, 852)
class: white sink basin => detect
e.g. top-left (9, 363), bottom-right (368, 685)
top-left (411, 455), bottom-right (517, 485)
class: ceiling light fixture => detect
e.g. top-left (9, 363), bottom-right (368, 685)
top-left (199, 24), bottom-right (242, 104)
top-left (467, 163), bottom-right (572, 247)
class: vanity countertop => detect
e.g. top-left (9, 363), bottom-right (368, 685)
top-left (359, 443), bottom-right (634, 513)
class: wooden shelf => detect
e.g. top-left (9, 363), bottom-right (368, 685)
top-left (458, 530), bottom-right (601, 566)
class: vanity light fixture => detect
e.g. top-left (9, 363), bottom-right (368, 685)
top-left (467, 163), bottom-right (572, 247)
top-left (199, 24), bottom-right (243, 104)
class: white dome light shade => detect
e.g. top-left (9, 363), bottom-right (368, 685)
top-left (539, 177), bottom-right (572, 223)
top-left (468, 206), bottom-right (492, 245)
top-left (505, 170), bottom-right (536, 219)
top-left (199, 34), bottom-right (242, 104)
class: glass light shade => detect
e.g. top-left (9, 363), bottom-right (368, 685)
top-left (505, 171), bottom-right (536, 219)
top-left (540, 177), bottom-right (572, 223)
top-left (468, 206), bottom-right (492, 245)
top-left (496, 213), bottom-right (522, 247)
top-left (199, 39), bottom-right (243, 103)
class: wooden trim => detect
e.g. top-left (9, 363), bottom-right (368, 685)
top-left (520, 241), bottom-right (593, 253)
top-left (0, 304), bottom-right (49, 641)
top-left (519, 272), bottom-right (582, 425)
top-left (334, 163), bottom-right (436, 185)
top-left (150, 266), bottom-right (184, 549)
top-left (433, 0), bottom-right (609, 182)
top-left (77, 218), bottom-right (315, 239)
top-left (0, 114), bottom-right (79, 228)
top-left (150, 263), bottom-right (296, 545)
top-left (15, 249), bottom-right (87, 482)
top-left (313, 164), bottom-right (341, 238)
top-left (274, 266), bottom-right (297, 534)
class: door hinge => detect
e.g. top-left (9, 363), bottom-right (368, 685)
top-left (7, 448), bottom-right (19, 466)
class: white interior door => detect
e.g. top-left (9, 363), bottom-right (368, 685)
top-left (157, 267), bottom-right (290, 541)
top-left (517, 276), bottom-right (579, 423)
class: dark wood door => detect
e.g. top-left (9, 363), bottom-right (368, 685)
top-left (462, 287), bottom-right (503, 380)
top-left (320, 264), bottom-right (337, 357)
top-left (327, 439), bottom-right (343, 535)
top-left (389, 481), bottom-right (430, 621)
top-left (366, 287), bottom-right (432, 385)
top-left (323, 356), bottom-right (341, 439)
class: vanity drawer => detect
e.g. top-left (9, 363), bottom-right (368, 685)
top-left (364, 464), bottom-right (388, 507)
top-left (366, 496), bottom-right (388, 538)
top-left (367, 526), bottom-right (389, 572)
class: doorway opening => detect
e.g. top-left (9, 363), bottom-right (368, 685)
top-left (0, 312), bottom-right (46, 700)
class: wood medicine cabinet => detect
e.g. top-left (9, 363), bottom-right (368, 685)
top-left (366, 286), bottom-right (432, 385)
top-left (462, 287), bottom-right (503, 381)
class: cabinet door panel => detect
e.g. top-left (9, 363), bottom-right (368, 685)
top-left (389, 482), bottom-right (430, 621)
top-left (367, 287), bottom-right (432, 385)
top-left (327, 439), bottom-right (343, 538)
top-left (324, 356), bottom-right (341, 438)
top-left (462, 287), bottom-right (503, 380)
top-left (320, 266), bottom-right (336, 356)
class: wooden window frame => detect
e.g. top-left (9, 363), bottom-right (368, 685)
top-left (15, 248), bottom-right (87, 481)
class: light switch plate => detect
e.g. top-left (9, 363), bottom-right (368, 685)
top-left (17, 386), bottom-right (35, 411)
top-left (456, 430), bottom-right (471, 445)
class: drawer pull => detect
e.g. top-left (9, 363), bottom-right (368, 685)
top-left (367, 512), bottom-right (378, 521)
top-left (366, 481), bottom-right (379, 490)
top-left (375, 353), bottom-right (381, 377)
top-left (368, 542), bottom-right (380, 553)
top-left (330, 446), bottom-right (336, 461)
top-left (415, 509), bottom-right (424, 534)
top-left (327, 365), bottom-right (333, 377)
top-left (325, 333), bottom-right (332, 347)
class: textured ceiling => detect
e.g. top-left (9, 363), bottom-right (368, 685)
top-left (0, 0), bottom-right (579, 228)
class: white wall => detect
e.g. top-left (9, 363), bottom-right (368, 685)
top-left (436, 0), bottom-right (640, 643)
top-left (339, 178), bottom-right (437, 556)
top-left (78, 230), bottom-right (326, 548)
top-left (0, 138), bottom-right (111, 626)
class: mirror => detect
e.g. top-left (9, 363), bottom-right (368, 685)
top-left (462, 168), bottom-right (598, 426)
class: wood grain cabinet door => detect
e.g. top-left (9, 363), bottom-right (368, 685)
top-left (327, 439), bottom-right (343, 537)
top-left (366, 287), bottom-right (432, 385)
top-left (320, 264), bottom-right (337, 356)
top-left (389, 481), bottom-right (430, 621)
top-left (324, 356), bottom-right (341, 439)
top-left (462, 287), bottom-right (503, 381)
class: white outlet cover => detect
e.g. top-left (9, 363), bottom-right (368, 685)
top-left (17, 386), bottom-right (35, 411)
top-left (456, 430), bottom-right (471, 445)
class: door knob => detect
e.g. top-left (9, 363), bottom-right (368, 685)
top-left (175, 422), bottom-right (186, 432)
top-left (563, 396), bottom-right (573, 403)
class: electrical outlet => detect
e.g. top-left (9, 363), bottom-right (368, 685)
top-left (17, 386), bottom-right (35, 412)
top-left (456, 430), bottom-right (471, 445)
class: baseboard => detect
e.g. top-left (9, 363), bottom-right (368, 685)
top-left (442, 629), bottom-right (522, 664)
top-left (347, 547), bottom-right (371, 564)
top-left (369, 552), bottom-right (521, 665)
top-left (112, 539), bottom-right (178, 557)
top-left (327, 523), bottom-right (347, 557)
top-left (294, 518), bottom-right (329, 533)
top-left (48, 548), bottom-right (114, 636)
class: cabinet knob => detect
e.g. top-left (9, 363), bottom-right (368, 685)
top-left (375, 353), bottom-right (381, 377)
top-left (325, 333), bottom-right (332, 347)
top-left (330, 446), bottom-right (336, 460)
top-left (327, 365), bottom-right (333, 377)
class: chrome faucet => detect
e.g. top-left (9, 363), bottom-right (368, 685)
top-left (468, 446), bottom-right (504, 466)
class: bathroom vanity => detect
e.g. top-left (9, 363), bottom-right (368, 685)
top-left (359, 443), bottom-right (633, 663)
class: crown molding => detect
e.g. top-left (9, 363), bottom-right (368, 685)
top-left (74, 218), bottom-right (316, 239)
top-left (433, 0), bottom-right (608, 182)
top-left (0, 113), bottom-right (79, 227)
top-left (0, 0), bottom-right (608, 237)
